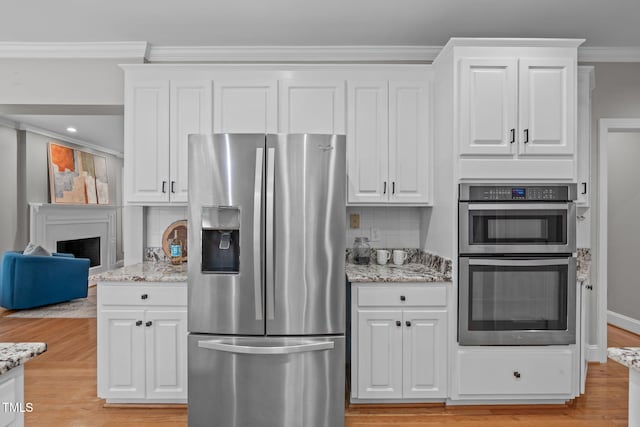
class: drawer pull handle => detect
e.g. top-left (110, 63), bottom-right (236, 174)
top-left (395, 321), bottom-right (401, 327)
top-left (400, 295), bottom-right (406, 301)
top-left (145, 321), bottom-right (153, 327)
top-left (513, 371), bottom-right (521, 379)
top-left (405, 321), bottom-right (412, 327)
top-left (136, 320), bottom-right (143, 327)
top-left (141, 294), bottom-right (148, 300)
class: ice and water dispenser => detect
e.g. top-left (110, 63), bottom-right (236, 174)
top-left (201, 207), bottom-right (240, 273)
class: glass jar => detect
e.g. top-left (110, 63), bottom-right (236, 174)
top-left (353, 237), bottom-right (371, 265)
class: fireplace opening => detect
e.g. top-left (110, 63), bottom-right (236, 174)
top-left (57, 237), bottom-right (101, 267)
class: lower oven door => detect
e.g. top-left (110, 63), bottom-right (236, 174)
top-left (459, 257), bottom-right (576, 345)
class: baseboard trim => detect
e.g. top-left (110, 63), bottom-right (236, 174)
top-left (607, 310), bottom-right (640, 336)
top-left (587, 345), bottom-right (604, 363)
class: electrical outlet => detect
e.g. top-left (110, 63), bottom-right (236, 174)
top-left (350, 214), bottom-right (360, 229)
top-left (370, 228), bottom-right (381, 242)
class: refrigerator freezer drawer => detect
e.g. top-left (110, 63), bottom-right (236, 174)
top-left (188, 334), bottom-right (345, 427)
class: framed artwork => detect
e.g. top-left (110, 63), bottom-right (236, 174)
top-left (48, 142), bottom-right (110, 205)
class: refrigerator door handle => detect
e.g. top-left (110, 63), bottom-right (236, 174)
top-left (197, 339), bottom-right (334, 355)
top-left (265, 147), bottom-right (276, 320)
top-left (253, 147), bottom-right (264, 320)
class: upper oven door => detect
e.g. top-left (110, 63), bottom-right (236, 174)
top-left (459, 202), bottom-right (576, 254)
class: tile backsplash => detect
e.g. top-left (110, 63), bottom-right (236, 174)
top-left (345, 207), bottom-right (421, 249)
top-left (145, 206), bottom-right (188, 248)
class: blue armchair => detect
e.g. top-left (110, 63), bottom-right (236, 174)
top-left (0, 251), bottom-right (90, 310)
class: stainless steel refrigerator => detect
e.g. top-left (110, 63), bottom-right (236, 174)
top-left (187, 134), bottom-right (345, 427)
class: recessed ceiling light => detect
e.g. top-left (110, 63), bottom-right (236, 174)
top-left (66, 127), bottom-right (77, 133)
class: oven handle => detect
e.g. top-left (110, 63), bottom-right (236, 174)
top-left (467, 203), bottom-right (572, 211)
top-left (468, 258), bottom-right (571, 267)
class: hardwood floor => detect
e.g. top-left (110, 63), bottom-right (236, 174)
top-left (0, 317), bottom-right (637, 426)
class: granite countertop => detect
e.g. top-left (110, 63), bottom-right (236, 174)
top-left (608, 347), bottom-right (640, 372)
top-left (346, 263), bottom-right (452, 283)
top-left (91, 262), bottom-right (187, 283)
top-left (0, 343), bottom-right (47, 375)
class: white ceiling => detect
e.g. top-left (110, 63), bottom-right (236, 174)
top-left (4, 114), bottom-right (124, 155)
top-left (3, 0), bottom-right (640, 155)
top-left (1, 0), bottom-right (639, 47)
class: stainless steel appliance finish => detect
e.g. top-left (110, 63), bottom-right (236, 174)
top-left (188, 134), bottom-right (346, 427)
top-left (458, 183), bottom-right (577, 346)
top-left (189, 334), bottom-right (344, 427)
top-left (459, 183), bottom-right (577, 255)
top-left (458, 256), bottom-right (576, 345)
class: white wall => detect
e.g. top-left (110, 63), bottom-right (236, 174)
top-left (606, 131), bottom-right (640, 322)
top-left (0, 58), bottom-right (140, 105)
top-left (0, 125), bottom-right (18, 254)
top-left (345, 207), bottom-right (421, 249)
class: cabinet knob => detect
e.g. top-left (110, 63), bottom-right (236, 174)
top-left (141, 294), bottom-right (148, 300)
top-left (400, 295), bottom-right (406, 301)
top-left (145, 321), bottom-right (153, 327)
top-left (395, 321), bottom-right (401, 327)
top-left (135, 320), bottom-right (143, 327)
top-left (513, 371), bottom-right (521, 379)
top-left (405, 321), bottom-right (412, 327)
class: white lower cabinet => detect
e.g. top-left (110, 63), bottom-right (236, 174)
top-left (352, 283), bottom-right (448, 401)
top-left (97, 282), bottom-right (188, 403)
top-left (455, 347), bottom-right (575, 399)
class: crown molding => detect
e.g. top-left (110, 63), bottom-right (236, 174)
top-left (0, 116), bottom-right (18, 130)
top-left (578, 46), bottom-right (640, 62)
top-left (147, 45), bottom-right (441, 63)
top-left (0, 42), bottom-right (149, 60)
top-left (18, 124), bottom-right (123, 158)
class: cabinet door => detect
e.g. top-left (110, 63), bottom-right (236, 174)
top-left (145, 309), bottom-right (188, 400)
top-left (579, 282), bottom-right (589, 394)
top-left (170, 80), bottom-right (212, 203)
top-left (214, 80), bottom-right (277, 133)
top-left (459, 58), bottom-right (517, 155)
top-left (279, 80), bottom-right (345, 134)
top-left (402, 310), bottom-right (447, 398)
top-left (518, 58), bottom-right (575, 156)
top-left (388, 81), bottom-right (430, 204)
top-left (576, 67), bottom-right (593, 206)
top-left (124, 80), bottom-right (170, 203)
top-left (347, 81), bottom-right (389, 204)
top-left (356, 310), bottom-right (403, 399)
top-left (97, 309), bottom-right (146, 399)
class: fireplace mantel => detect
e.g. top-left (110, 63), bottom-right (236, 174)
top-left (29, 203), bottom-right (117, 273)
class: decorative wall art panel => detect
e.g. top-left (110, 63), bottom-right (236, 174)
top-left (48, 143), bottom-right (110, 205)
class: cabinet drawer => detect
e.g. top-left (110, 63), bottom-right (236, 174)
top-left (457, 349), bottom-right (574, 396)
top-left (100, 285), bottom-right (187, 306)
top-left (357, 285), bottom-right (447, 307)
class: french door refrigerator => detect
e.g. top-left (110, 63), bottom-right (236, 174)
top-left (187, 134), bottom-right (345, 427)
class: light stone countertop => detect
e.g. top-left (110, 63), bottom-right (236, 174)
top-left (346, 262), bottom-right (452, 283)
top-left (0, 343), bottom-right (47, 375)
top-left (608, 347), bottom-right (640, 372)
top-left (91, 262), bottom-right (187, 283)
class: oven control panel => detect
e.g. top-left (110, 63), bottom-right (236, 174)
top-left (462, 184), bottom-right (575, 201)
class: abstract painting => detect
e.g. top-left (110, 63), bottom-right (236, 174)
top-left (48, 143), bottom-right (110, 205)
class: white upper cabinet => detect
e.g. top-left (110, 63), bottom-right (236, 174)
top-left (347, 79), bottom-right (431, 205)
top-left (388, 81), bottom-right (430, 204)
top-left (170, 80), bottom-right (213, 203)
top-left (279, 80), bottom-right (345, 134)
top-left (125, 78), bottom-right (211, 204)
top-left (347, 81), bottom-right (389, 204)
top-left (459, 56), bottom-right (575, 157)
top-left (214, 80), bottom-right (277, 133)
top-left (459, 58), bottom-right (517, 155)
top-left (125, 80), bottom-right (170, 203)
top-left (518, 58), bottom-right (574, 156)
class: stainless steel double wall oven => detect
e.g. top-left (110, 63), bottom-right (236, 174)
top-left (458, 184), bottom-right (577, 346)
